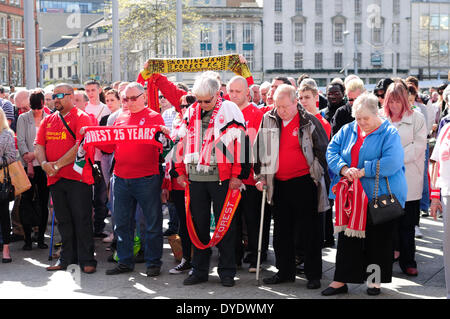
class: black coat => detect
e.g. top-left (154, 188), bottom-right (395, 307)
top-left (331, 102), bottom-right (354, 136)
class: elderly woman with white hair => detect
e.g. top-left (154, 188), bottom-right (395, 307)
top-left (323, 92), bottom-right (407, 296)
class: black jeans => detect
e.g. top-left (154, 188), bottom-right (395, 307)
top-left (398, 200), bottom-right (420, 271)
top-left (93, 161), bottom-right (108, 234)
top-left (19, 166), bottom-right (49, 245)
top-left (273, 175), bottom-right (322, 281)
top-left (50, 178), bottom-right (96, 268)
top-left (171, 189), bottom-right (192, 261)
top-left (0, 199), bottom-right (11, 245)
top-left (189, 180), bottom-right (236, 280)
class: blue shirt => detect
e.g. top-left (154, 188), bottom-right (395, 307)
top-left (326, 120), bottom-right (408, 207)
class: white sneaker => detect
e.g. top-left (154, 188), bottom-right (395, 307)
top-left (103, 232), bottom-right (114, 243)
top-left (415, 226), bottom-right (423, 239)
top-left (169, 258), bottom-right (192, 274)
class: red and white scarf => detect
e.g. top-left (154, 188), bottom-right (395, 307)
top-left (333, 177), bottom-right (368, 238)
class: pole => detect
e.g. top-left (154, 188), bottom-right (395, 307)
top-left (39, 28), bottom-right (43, 87)
top-left (112, 0), bottom-right (120, 82)
top-left (24, 1), bottom-right (37, 88)
top-left (354, 32), bottom-right (358, 75)
top-left (176, 0), bottom-right (183, 82)
top-left (256, 186), bottom-right (267, 285)
top-left (79, 32), bottom-right (83, 84)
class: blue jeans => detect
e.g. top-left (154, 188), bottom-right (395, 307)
top-left (113, 174), bottom-right (163, 269)
top-left (420, 144), bottom-right (430, 212)
top-left (164, 202), bottom-right (179, 233)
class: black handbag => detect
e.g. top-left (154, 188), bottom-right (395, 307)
top-left (367, 161), bottom-right (404, 225)
top-left (59, 112), bottom-right (103, 184)
top-left (0, 156), bottom-right (15, 202)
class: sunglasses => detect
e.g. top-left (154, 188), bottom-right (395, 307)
top-left (196, 97), bottom-right (214, 104)
top-left (52, 93), bottom-right (71, 99)
top-left (375, 93), bottom-right (385, 99)
top-left (348, 98), bottom-right (356, 102)
top-left (180, 104), bottom-right (190, 109)
top-left (123, 93), bottom-right (143, 103)
top-left (159, 95), bottom-right (166, 99)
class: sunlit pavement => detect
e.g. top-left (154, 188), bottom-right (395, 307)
top-left (0, 213), bottom-right (446, 299)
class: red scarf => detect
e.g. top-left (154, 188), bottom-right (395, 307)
top-left (184, 185), bottom-right (241, 249)
top-left (333, 178), bottom-right (368, 238)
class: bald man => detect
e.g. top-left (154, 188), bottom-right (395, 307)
top-left (14, 89), bottom-right (31, 114)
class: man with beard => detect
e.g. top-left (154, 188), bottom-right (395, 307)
top-left (321, 83), bottom-right (347, 134)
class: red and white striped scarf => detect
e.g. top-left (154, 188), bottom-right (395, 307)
top-left (333, 177), bottom-right (368, 238)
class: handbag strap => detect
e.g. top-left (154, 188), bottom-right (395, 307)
top-left (1, 156), bottom-right (11, 184)
top-left (372, 160), bottom-right (395, 202)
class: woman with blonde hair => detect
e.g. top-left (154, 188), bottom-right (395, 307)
top-left (0, 108), bottom-right (18, 262)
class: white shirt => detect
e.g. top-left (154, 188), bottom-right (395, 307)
top-left (85, 101), bottom-right (111, 161)
top-left (431, 122), bottom-right (450, 196)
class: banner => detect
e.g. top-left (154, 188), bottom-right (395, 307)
top-left (139, 54), bottom-right (253, 81)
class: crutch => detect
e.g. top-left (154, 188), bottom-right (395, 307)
top-left (48, 199), bottom-right (55, 261)
top-left (256, 185), bottom-right (267, 285)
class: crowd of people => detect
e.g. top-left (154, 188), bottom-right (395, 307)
top-left (0, 67), bottom-right (449, 298)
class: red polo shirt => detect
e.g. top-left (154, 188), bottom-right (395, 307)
top-left (275, 113), bottom-right (310, 181)
top-left (241, 104), bottom-right (263, 185)
top-left (35, 107), bottom-right (94, 186)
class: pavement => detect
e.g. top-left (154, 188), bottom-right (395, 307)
top-left (0, 211), bottom-right (447, 300)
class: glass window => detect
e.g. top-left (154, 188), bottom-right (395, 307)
top-left (355, 0), bottom-right (362, 15)
top-left (335, 52), bottom-right (343, 68)
top-left (315, 52), bottom-right (323, 69)
top-left (294, 52), bottom-right (303, 69)
top-left (420, 16), bottom-right (430, 30)
top-left (294, 23), bottom-right (303, 43)
top-left (355, 23), bottom-right (362, 44)
top-left (441, 15), bottom-right (449, 30)
top-left (315, 0), bottom-right (322, 15)
top-left (431, 14), bottom-right (440, 30)
top-left (274, 22), bottom-right (283, 42)
top-left (334, 23), bottom-right (344, 44)
top-left (274, 53), bottom-right (283, 69)
top-left (315, 23), bottom-right (322, 44)
top-left (393, 0), bottom-right (400, 15)
top-left (243, 23), bottom-right (253, 43)
top-left (295, 0), bottom-right (302, 13)
top-left (226, 23), bottom-right (235, 43)
top-left (274, 0), bottom-right (282, 12)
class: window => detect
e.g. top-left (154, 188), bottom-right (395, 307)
top-left (355, 23), bottom-right (362, 44)
top-left (58, 67), bottom-right (62, 78)
top-left (356, 52), bottom-right (362, 68)
top-left (67, 66), bottom-right (72, 78)
top-left (315, 23), bottom-right (323, 44)
top-left (294, 52), bottom-right (303, 69)
top-left (274, 0), bottom-right (282, 12)
top-left (243, 51), bottom-right (254, 71)
top-left (392, 23), bottom-right (400, 45)
top-left (355, 0), bottom-right (362, 16)
top-left (0, 16), bottom-right (6, 39)
top-left (225, 23), bottom-right (235, 43)
top-left (334, 23), bottom-right (344, 44)
top-left (335, 0), bottom-right (343, 14)
top-left (200, 23), bottom-right (211, 43)
top-left (294, 23), bottom-right (304, 43)
top-left (430, 14), bottom-right (440, 30)
top-left (315, 0), bottom-right (322, 15)
top-left (335, 52), bottom-right (343, 68)
top-left (420, 15), bottom-right (430, 30)
top-left (295, 0), bottom-right (302, 13)
top-left (393, 0), bottom-right (400, 15)
top-left (441, 15), bottom-right (449, 30)
top-left (49, 68), bottom-right (53, 79)
top-left (274, 23), bottom-right (283, 42)
top-left (243, 23), bottom-right (253, 43)
top-left (315, 52), bottom-right (323, 69)
top-left (274, 53), bottom-right (283, 69)
top-left (372, 23), bottom-right (383, 44)
top-left (1, 56), bottom-right (7, 83)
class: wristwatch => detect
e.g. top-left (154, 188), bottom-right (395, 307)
top-left (41, 160), bottom-right (48, 168)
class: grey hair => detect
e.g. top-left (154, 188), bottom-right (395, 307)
top-left (352, 92), bottom-right (379, 118)
top-left (274, 84), bottom-right (297, 103)
top-left (192, 72), bottom-right (221, 97)
top-left (260, 81), bottom-right (271, 92)
top-left (443, 85), bottom-right (450, 104)
top-left (125, 82), bottom-right (145, 94)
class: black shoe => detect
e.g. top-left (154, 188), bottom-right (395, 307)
top-left (183, 275), bottom-right (208, 286)
top-left (22, 243), bottom-right (32, 251)
top-left (421, 211), bottom-right (430, 217)
top-left (323, 240), bottom-right (335, 248)
top-left (296, 263), bottom-right (305, 275)
top-left (2, 258), bottom-right (12, 263)
top-left (134, 250), bottom-right (145, 263)
top-left (105, 264), bottom-right (133, 275)
top-left (146, 266), bottom-right (161, 277)
top-left (221, 276), bottom-right (235, 287)
top-left (107, 253), bottom-right (117, 263)
top-left (262, 274), bottom-right (295, 285)
top-left (307, 279), bottom-right (321, 289)
top-left (163, 229), bottom-right (177, 237)
top-left (37, 242), bottom-right (48, 249)
top-left (94, 232), bottom-right (108, 239)
top-left (321, 284), bottom-right (348, 296)
top-left (367, 287), bottom-right (381, 296)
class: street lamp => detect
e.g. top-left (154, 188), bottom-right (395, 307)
top-left (343, 30), bottom-right (350, 76)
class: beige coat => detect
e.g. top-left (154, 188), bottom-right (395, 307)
top-left (389, 110), bottom-right (427, 201)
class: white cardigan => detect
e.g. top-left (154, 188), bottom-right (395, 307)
top-left (389, 110), bottom-right (427, 201)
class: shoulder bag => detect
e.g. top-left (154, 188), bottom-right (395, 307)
top-left (367, 160), bottom-right (404, 225)
top-left (0, 156), bottom-right (15, 202)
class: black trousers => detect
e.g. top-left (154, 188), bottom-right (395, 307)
top-left (93, 161), bottom-right (108, 234)
top-left (235, 185), bottom-right (270, 265)
top-left (189, 180), bottom-right (236, 280)
top-left (0, 199), bottom-right (11, 245)
top-left (19, 166), bottom-right (49, 245)
top-left (273, 175), bottom-right (322, 281)
top-left (398, 200), bottom-right (420, 271)
top-left (334, 217), bottom-right (396, 284)
top-left (50, 178), bottom-right (96, 268)
top-left (171, 189), bottom-right (192, 261)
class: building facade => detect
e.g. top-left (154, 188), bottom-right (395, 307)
top-left (262, 0), bottom-right (412, 86)
top-left (410, 0), bottom-right (450, 80)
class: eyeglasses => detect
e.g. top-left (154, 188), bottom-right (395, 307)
top-left (180, 104), bottom-right (190, 109)
top-left (159, 95), bottom-right (166, 99)
top-left (375, 93), bottom-right (385, 99)
top-left (122, 93), bottom-right (143, 103)
top-left (196, 97), bottom-right (214, 104)
top-left (52, 93), bottom-right (71, 100)
top-left (348, 98), bottom-right (356, 103)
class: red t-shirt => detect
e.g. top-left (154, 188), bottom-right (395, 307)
top-left (315, 113), bottom-right (331, 140)
top-left (350, 125), bottom-right (379, 168)
top-left (275, 113), bottom-right (310, 181)
top-left (108, 107), bottom-right (165, 179)
top-left (241, 104), bottom-right (263, 185)
top-left (35, 107), bottom-right (94, 186)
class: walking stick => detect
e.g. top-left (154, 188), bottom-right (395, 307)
top-left (48, 200), bottom-right (55, 261)
top-left (256, 185), bottom-right (267, 285)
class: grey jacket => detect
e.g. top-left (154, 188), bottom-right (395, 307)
top-left (254, 104), bottom-right (330, 212)
top-left (0, 129), bottom-right (17, 166)
top-left (16, 110), bottom-right (48, 166)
